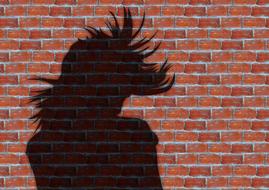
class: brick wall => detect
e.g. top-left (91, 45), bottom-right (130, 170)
top-left (1, 0), bottom-right (269, 189)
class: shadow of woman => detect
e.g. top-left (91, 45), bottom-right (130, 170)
top-left (26, 7), bottom-right (174, 189)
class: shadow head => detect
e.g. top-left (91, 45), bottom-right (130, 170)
top-left (53, 7), bottom-right (175, 97)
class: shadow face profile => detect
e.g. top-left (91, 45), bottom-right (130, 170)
top-left (26, 7), bottom-right (174, 189)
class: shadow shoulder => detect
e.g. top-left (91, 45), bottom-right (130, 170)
top-left (119, 117), bottom-right (159, 143)
top-left (119, 117), bottom-right (151, 130)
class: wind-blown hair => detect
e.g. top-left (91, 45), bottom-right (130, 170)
top-left (30, 7), bottom-right (175, 131)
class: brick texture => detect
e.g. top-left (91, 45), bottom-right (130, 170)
top-left (1, 1), bottom-right (269, 189)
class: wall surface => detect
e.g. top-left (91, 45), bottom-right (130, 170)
top-left (1, 0), bottom-right (269, 189)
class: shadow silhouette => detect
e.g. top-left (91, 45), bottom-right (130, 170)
top-left (26, 7), bottom-right (174, 189)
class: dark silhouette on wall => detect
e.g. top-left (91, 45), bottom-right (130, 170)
top-left (26, 7), bottom-right (174, 189)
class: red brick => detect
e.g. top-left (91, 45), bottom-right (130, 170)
top-left (222, 155), bottom-right (242, 164)
top-left (229, 120), bottom-right (251, 130)
top-left (28, 6), bottom-right (49, 15)
top-left (222, 41), bottom-right (242, 50)
top-left (212, 166), bottom-right (232, 176)
top-left (252, 178), bottom-right (269, 187)
top-left (6, 6), bottom-right (26, 16)
top-left (190, 109), bottom-right (210, 119)
top-left (234, 108), bottom-right (256, 118)
top-left (232, 87), bottom-right (253, 96)
top-left (211, 0), bottom-right (231, 4)
top-left (166, 108), bottom-right (189, 119)
top-left (254, 29), bottom-right (269, 38)
top-left (221, 132), bottom-right (242, 142)
top-left (258, 52), bottom-right (269, 62)
top-left (208, 143), bottom-right (231, 152)
top-left (162, 6), bottom-right (184, 16)
top-left (187, 29), bottom-right (208, 38)
top-left (222, 98), bottom-right (242, 107)
top-left (199, 154), bottom-right (221, 164)
top-left (165, 30), bottom-right (185, 39)
top-left (0, 18), bottom-right (18, 27)
top-left (0, 154), bottom-right (19, 164)
top-left (229, 177), bottom-right (251, 187)
top-left (185, 7), bottom-right (206, 16)
top-left (175, 18), bottom-right (198, 27)
top-left (207, 6), bottom-right (227, 16)
top-left (254, 144), bottom-right (269, 152)
top-left (6, 177), bottom-right (25, 187)
top-left (177, 40), bottom-right (197, 50)
top-left (234, 0), bottom-right (256, 4)
top-left (199, 40), bottom-right (221, 50)
top-left (244, 75), bottom-right (265, 84)
top-left (210, 86), bottom-right (231, 96)
top-left (221, 18), bottom-right (241, 27)
top-left (198, 97), bottom-right (221, 107)
top-left (155, 98), bottom-right (176, 107)
top-left (257, 167), bottom-right (269, 176)
top-left (185, 178), bottom-right (205, 187)
top-left (207, 120), bottom-right (228, 130)
top-left (0, 76), bottom-right (18, 85)
top-left (187, 86), bottom-right (208, 95)
top-left (244, 154), bottom-right (265, 164)
top-left (177, 154), bottom-right (197, 164)
top-left (244, 40), bottom-right (265, 50)
top-left (185, 64), bottom-right (206, 73)
top-left (212, 52), bottom-right (232, 62)
top-left (207, 177), bottom-right (227, 187)
top-left (252, 121), bottom-right (269, 130)
top-left (41, 18), bottom-right (63, 28)
top-left (199, 75), bottom-right (220, 84)
top-left (175, 132), bottom-right (198, 141)
top-left (232, 30), bottom-right (253, 38)
top-left (257, 0), bottom-right (269, 4)
top-left (176, 75), bottom-right (198, 84)
top-left (244, 97), bottom-right (265, 107)
top-left (162, 120), bottom-right (184, 130)
top-left (212, 109), bottom-right (232, 119)
top-left (55, 0), bottom-right (76, 5)
top-left (8, 87), bottom-right (29, 96)
top-left (162, 177), bottom-right (184, 187)
top-left (64, 18), bottom-right (85, 27)
top-left (229, 6), bottom-right (251, 15)
top-left (199, 133), bottom-right (219, 142)
top-left (232, 144), bottom-right (252, 153)
top-left (20, 41), bottom-right (41, 50)
top-left (30, 30), bottom-right (51, 39)
top-left (144, 109), bottom-right (165, 119)
top-left (190, 166), bottom-right (210, 176)
top-left (185, 121), bottom-right (206, 130)
top-left (210, 29), bottom-right (231, 38)
top-left (164, 144), bottom-right (185, 153)
top-left (234, 52), bottom-right (256, 62)
top-left (156, 132), bottom-right (175, 142)
top-left (166, 166), bottom-right (189, 175)
top-left (177, 97), bottom-right (197, 107)
top-left (257, 109), bottom-right (269, 119)
top-left (154, 18), bottom-right (174, 27)
top-left (243, 18), bottom-right (266, 27)
top-left (198, 18), bottom-right (220, 28)
top-left (252, 7), bottom-right (269, 16)
top-left (187, 143), bottom-right (208, 152)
